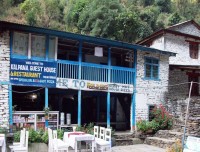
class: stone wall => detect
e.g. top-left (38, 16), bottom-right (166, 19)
top-left (135, 51), bottom-right (169, 121)
top-left (168, 23), bottom-right (200, 37)
top-left (168, 69), bottom-right (188, 98)
top-left (167, 97), bottom-right (200, 137)
top-left (165, 33), bottom-right (200, 66)
top-left (0, 31), bottom-right (10, 129)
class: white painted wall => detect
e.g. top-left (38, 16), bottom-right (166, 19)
top-left (135, 51), bottom-right (169, 121)
top-left (0, 31), bottom-right (10, 129)
top-left (150, 36), bottom-right (164, 50)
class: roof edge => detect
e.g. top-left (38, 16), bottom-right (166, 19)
top-left (0, 21), bottom-right (176, 57)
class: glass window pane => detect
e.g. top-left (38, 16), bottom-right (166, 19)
top-left (153, 66), bottom-right (158, 78)
top-left (152, 59), bottom-right (158, 64)
top-left (146, 58), bottom-right (152, 63)
top-left (145, 64), bottom-right (151, 78)
top-left (31, 35), bottom-right (46, 58)
top-left (49, 37), bottom-right (56, 59)
top-left (13, 32), bottom-right (28, 56)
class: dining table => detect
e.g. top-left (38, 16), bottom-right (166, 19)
top-left (0, 134), bottom-right (6, 152)
top-left (63, 131), bottom-right (95, 152)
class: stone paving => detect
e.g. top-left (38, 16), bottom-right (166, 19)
top-left (67, 144), bottom-right (166, 152)
top-left (111, 144), bottom-right (166, 152)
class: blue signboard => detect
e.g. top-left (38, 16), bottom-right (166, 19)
top-left (10, 58), bottom-right (57, 88)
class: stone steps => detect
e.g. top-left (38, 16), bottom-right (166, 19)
top-left (144, 137), bottom-right (176, 149)
top-left (115, 138), bottom-right (143, 146)
top-left (144, 129), bottom-right (186, 149)
top-left (154, 130), bottom-right (183, 139)
top-left (114, 132), bottom-right (144, 146)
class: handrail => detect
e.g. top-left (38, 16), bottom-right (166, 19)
top-left (57, 60), bottom-right (134, 84)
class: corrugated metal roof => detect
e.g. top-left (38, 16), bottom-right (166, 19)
top-left (0, 21), bottom-right (176, 56)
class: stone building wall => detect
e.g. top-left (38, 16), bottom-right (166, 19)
top-left (168, 69), bottom-right (188, 98)
top-left (165, 33), bottom-right (200, 66)
top-left (135, 51), bottom-right (169, 121)
top-left (0, 31), bottom-right (10, 129)
top-left (168, 23), bottom-right (200, 37)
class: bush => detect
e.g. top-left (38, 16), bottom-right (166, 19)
top-left (76, 123), bottom-right (94, 134)
top-left (151, 104), bottom-right (173, 130)
top-left (136, 104), bottom-right (173, 133)
top-left (136, 120), bottom-right (152, 132)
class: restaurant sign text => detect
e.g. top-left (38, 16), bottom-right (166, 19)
top-left (10, 58), bottom-right (57, 87)
top-left (56, 78), bottom-right (134, 94)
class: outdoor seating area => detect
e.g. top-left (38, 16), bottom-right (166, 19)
top-left (9, 129), bottom-right (29, 152)
top-left (48, 125), bottom-right (112, 152)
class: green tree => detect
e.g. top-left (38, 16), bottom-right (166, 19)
top-left (115, 10), bottom-right (140, 42)
top-left (20, 0), bottom-right (66, 28)
top-left (20, 0), bottom-right (41, 26)
top-left (64, 0), bottom-right (91, 32)
top-left (154, 0), bottom-right (171, 13)
top-left (139, 6), bottom-right (160, 31)
top-left (168, 12), bottom-right (182, 26)
top-left (0, 0), bottom-right (14, 17)
top-left (77, 0), bottom-right (123, 38)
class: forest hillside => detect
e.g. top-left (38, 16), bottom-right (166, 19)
top-left (0, 0), bottom-right (200, 43)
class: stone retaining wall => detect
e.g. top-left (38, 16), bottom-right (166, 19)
top-left (167, 97), bottom-right (200, 137)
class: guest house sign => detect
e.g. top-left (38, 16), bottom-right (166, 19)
top-left (10, 58), bottom-right (57, 87)
top-left (56, 78), bottom-right (134, 94)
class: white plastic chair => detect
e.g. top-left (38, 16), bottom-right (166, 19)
top-left (13, 128), bottom-right (26, 146)
top-left (48, 128), bottom-right (54, 152)
top-left (72, 126), bottom-right (76, 132)
top-left (99, 127), bottom-right (105, 140)
top-left (0, 134), bottom-right (6, 152)
top-left (53, 130), bottom-right (69, 152)
top-left (95, 128), bottom-right (112, 152)
top-left (94, 126), bottom-right (99, 138)
top-left (9, 129), bottom-right (26, 150)
top-left (12, 131), bottom-right (29, 152)
top-left (86, 126), bottom-right (99, 151)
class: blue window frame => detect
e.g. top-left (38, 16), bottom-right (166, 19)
top-left (144, 57), bottom-right (159, 80)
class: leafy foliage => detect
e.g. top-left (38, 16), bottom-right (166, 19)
top-left (13, 128), bottom-right (64, 144)
top-left (152, 104), bottom-right (173, 130)
top-left (136, 104), bottom-right (173, 134)
top-left (0, 0), bottom-right (200, 42)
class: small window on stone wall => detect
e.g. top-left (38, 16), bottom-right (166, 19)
top-left (189, 42), bottom-right (199, 59)
top-left (149, 105), bottom-right (155, 121)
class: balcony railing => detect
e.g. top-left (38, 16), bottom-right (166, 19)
top-left (57, 60), bottom-right (134, 84)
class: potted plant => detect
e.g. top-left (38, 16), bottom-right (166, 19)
top-left (43, 107), bottom-right (50, 120)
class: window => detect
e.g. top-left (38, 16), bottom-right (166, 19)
top-left (149, 105), bottom-right (155, 121)
top-left (31, 34), bottom-right (46, 59)
top-left (12, 32), bottom-right (57, 60)
top-left (12, 32), bottom-right (28, 57)
top-left (189, 42), bottom-right (199, 59)
top-left (49, 37), bottom-right (56, 60)
top-left (144, 57), bottom-right (159, 79)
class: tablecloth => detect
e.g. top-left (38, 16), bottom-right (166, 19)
top-left (63, 132), bottom-right (95, 152)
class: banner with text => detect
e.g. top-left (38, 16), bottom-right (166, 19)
top-left (10, 58), bottom-right (57, 87)
top-left (56, 78), bottom-right (134, 94)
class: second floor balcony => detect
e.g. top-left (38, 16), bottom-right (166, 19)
top-left (57, 60), bottom-right (135, 85)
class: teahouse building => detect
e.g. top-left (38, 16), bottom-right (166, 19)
top-left (0, 21), bottom-right (175, 131)
top-left (137, 20), bottom-right (200, 135)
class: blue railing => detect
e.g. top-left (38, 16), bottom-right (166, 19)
top-left (57, 60), bottom-right (79, 79)
top-left (57, 60), bottom-right (134, 84)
